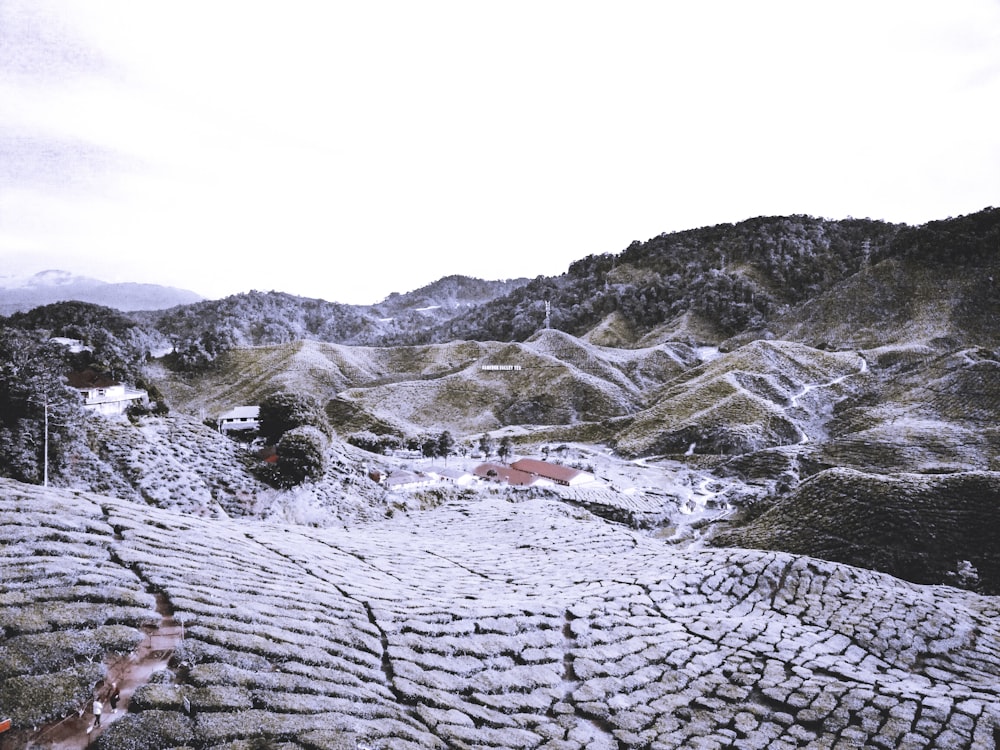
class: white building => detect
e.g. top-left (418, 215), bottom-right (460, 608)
top-left (67, 370), bottom-right (148, 417)
top-left (217, 406), bottom-right (261, 434)
top-left (385, 470), bottom-right (434, 490)
top-left (425, 466), bottom-right (478, 486)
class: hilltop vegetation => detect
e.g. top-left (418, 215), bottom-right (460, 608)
top-left (714, 468), bottom-right (1000, 592)
top-left (124, 209), bottom-right (999, 375)
top-left (433, 215), bottom-right (903, 344)
top-left (0, 303), bottom-right (171, 485)
top-left (143, 275), bottom-right (529, 369)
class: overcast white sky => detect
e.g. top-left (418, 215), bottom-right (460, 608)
top-left (1, 1), bottom-right (998, 304)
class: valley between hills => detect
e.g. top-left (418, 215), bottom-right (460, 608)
top-left (2, 209), bottom-right (999, 749)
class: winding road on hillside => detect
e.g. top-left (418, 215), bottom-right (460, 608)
top-left (785, 352), bottom-right (868, 445)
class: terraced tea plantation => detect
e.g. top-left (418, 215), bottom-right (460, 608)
top-left (2, 477), bottom-right (1000, 749)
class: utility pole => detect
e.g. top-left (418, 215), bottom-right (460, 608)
top-left (28, 394), bottom-right (51, 487)
top-left (43, 396), bottom-right (49, 487)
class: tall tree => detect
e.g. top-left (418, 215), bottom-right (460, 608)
top-left (437, 430), bottom-right (455, 462)
top-left (497, 436), bottom-right (513, 464)
top-left (258, 391), bottom-right (331, 445)
top-left (478, 433), bottom-right (494, 460)
top-left (421, 436), bottom-right (438, 459)
top-left (272, 426), bottom-right (327, 487)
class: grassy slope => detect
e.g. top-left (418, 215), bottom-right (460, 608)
top-left (819, 346), bottom-right (1000, 473)
top-left (62, 410), bottom-right (389, 527)
top-left (771, 256), bottom-right (1000, 350)
top-left (156, 334), bottom-right (696, 438)
top-left (611, 340), bottom-right (868, 457)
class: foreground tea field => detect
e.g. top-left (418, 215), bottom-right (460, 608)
top-left (2, 477), bottom-right (999, 749)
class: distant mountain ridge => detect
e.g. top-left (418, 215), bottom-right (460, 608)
top-left (0, 269), bottom-right (203, 314)
top-left (142, 275), bottom-right (531, 368)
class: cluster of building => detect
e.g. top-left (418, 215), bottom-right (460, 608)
top-left (216, 403), bottom-right (598, 491)
top-left (199, 397), bottom-right (602, 493)
top-left (377, 457), bottom-right (594, 491)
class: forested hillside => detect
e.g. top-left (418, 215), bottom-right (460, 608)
top-left (0, 302), bottom-right (170, 484)
top-left (0, 208), bottom-right (1000, 490)
top-left (134, 208), bottom-right (999, 369)
top-left (144, 291), bottom-right (380, 370)
top-left (432, 215), bottom-right (904, 343)
top-left (142, 276), bottom-right (529, 369)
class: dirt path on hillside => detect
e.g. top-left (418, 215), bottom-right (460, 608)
top-left (21, 593), bottom-right (184, 750)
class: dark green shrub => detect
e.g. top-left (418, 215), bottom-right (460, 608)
top-left (93, 710), bottom-right (194, 750)
top-left (271, 426), bottom-right (327, 487)
top-left (257, 392), bottom-right (331, 444)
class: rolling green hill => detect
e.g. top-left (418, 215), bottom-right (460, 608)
top-left (713, 468), bottom-right (1000, 594)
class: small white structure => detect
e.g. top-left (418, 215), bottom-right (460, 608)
top-left (425, 466), bottom-right (478, 486)
top-left (217, 406), bottom-right (260, 434)
top-left (50, 337), bottom-right (91, 354)
top-left (385, 470), bottom-right (434, 490)
top-left (67, 370), bottom-right (147, 417)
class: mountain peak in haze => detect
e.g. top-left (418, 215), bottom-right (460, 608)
top-left (0, 269), bottom-right (80, 288)
top-left (0, 270), bottom-right (203, 314)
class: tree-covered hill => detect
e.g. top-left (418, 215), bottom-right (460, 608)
top-left (372, 274), bottom-right (529, 317)
top-left (3, 301), bottom-right (168, 382)
top-left (121, 208), bottom-right (999, 369)
top-left (142, 291), bottom-right (382, 370)
top-left (140, 276), bottom-right (529, 369)
top-left (0, 303), bottom-right (171, 484)
top-left (427, 214), bottom-right (906, 344)
top-left (423, 208), bottom-right (999, 347)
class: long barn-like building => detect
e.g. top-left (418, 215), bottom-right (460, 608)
top-left (510, 458), bottom-right (594, 486)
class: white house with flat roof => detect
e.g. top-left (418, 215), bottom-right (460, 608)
top-left (67, 370), bottom-right (148, 417)
top-left (217, 406), bottom-right (261, 434)
top-left (425, 466), bottom-right (478, 486)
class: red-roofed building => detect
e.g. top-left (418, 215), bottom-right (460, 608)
top-left (474, 463), bottom-right (552, 487)
top-left (511, 458), bottom-right (594, 486)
